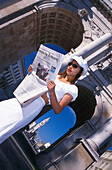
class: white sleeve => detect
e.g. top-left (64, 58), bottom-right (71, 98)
top-left (65, 84), bottom-right (78, 102)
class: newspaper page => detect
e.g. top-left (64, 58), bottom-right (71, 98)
top-left (13, 44), bottom-right (64, 105)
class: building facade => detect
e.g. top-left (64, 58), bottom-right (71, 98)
top-left (0, 0), bottom-right (112, 169)
top-left (87, 150), bottom-right (112, 170)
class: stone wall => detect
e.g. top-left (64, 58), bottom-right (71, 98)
top-left (0, 9), bottom-right (37, 72)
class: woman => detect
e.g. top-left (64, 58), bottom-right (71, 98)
top-left (0, 56), bottom-right (88, 144)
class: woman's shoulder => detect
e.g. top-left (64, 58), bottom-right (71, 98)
top-left (64, 84), bottom-right (78, 102)
top-left (66, 83), bottom-right (78, 92)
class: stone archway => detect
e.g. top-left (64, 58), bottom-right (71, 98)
top-left (35, 2), bottom-right (84, 51)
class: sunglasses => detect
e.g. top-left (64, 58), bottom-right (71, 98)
top-left (68, 62), bottom-right (79, 68)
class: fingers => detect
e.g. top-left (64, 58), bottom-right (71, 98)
top-left (48, 80), bottom-right (55, 85)
top-left (47, 80), bottom-right (56, 93)
top-left (28, 65), bottom-right (33, 73)
top-left (47, 80), bottom-right (55, 88)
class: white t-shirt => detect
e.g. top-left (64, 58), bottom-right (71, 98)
top-left (47, 76), bottom-right (78, 104)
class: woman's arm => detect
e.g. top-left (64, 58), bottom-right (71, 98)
top-left (47, 80), bottom-right (73, 114)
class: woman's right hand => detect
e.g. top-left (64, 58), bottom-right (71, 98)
top-left (47, 80), bottom-right (56, 94)
top-left (27, 65), bottom-right (33, 73)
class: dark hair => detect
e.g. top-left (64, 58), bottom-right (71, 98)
top-left (72, 67), bottom-right (83, 83)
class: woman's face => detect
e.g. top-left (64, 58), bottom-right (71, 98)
top-left (66, 60), bottom-right (82, 76)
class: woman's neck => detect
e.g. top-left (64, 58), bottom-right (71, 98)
top-left (59, 75), bottom-right (74, 84)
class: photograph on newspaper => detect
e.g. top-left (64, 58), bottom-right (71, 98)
top-left (13, 44), bottom-right (64, 105)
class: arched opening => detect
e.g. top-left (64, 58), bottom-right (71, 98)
top-left (36, 2), bottom-right (84, 52)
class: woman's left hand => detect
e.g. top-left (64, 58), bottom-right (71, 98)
top-left (41, 92), bottom-right (49, 104)
top-left (47, 80), bottom-right (56, 94)
top-left (27, 64), bottom-right (33, 73)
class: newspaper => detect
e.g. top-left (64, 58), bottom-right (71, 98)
top-left (13, 44), bottom-right (64, 106)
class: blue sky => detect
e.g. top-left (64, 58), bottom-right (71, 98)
top-left (24, 44), bottom-right (76, 144)
top-left (24, 44), bottom-right (112, 151)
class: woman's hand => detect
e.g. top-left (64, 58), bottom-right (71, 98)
top-left (47, 80), bottom-right (73, 114)
top-left (41, 92), bottom-right (49, 105)
top-left (47, 80), bottom-right (56, 94)
top-left (27, 65), bottom-right (33, 73)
